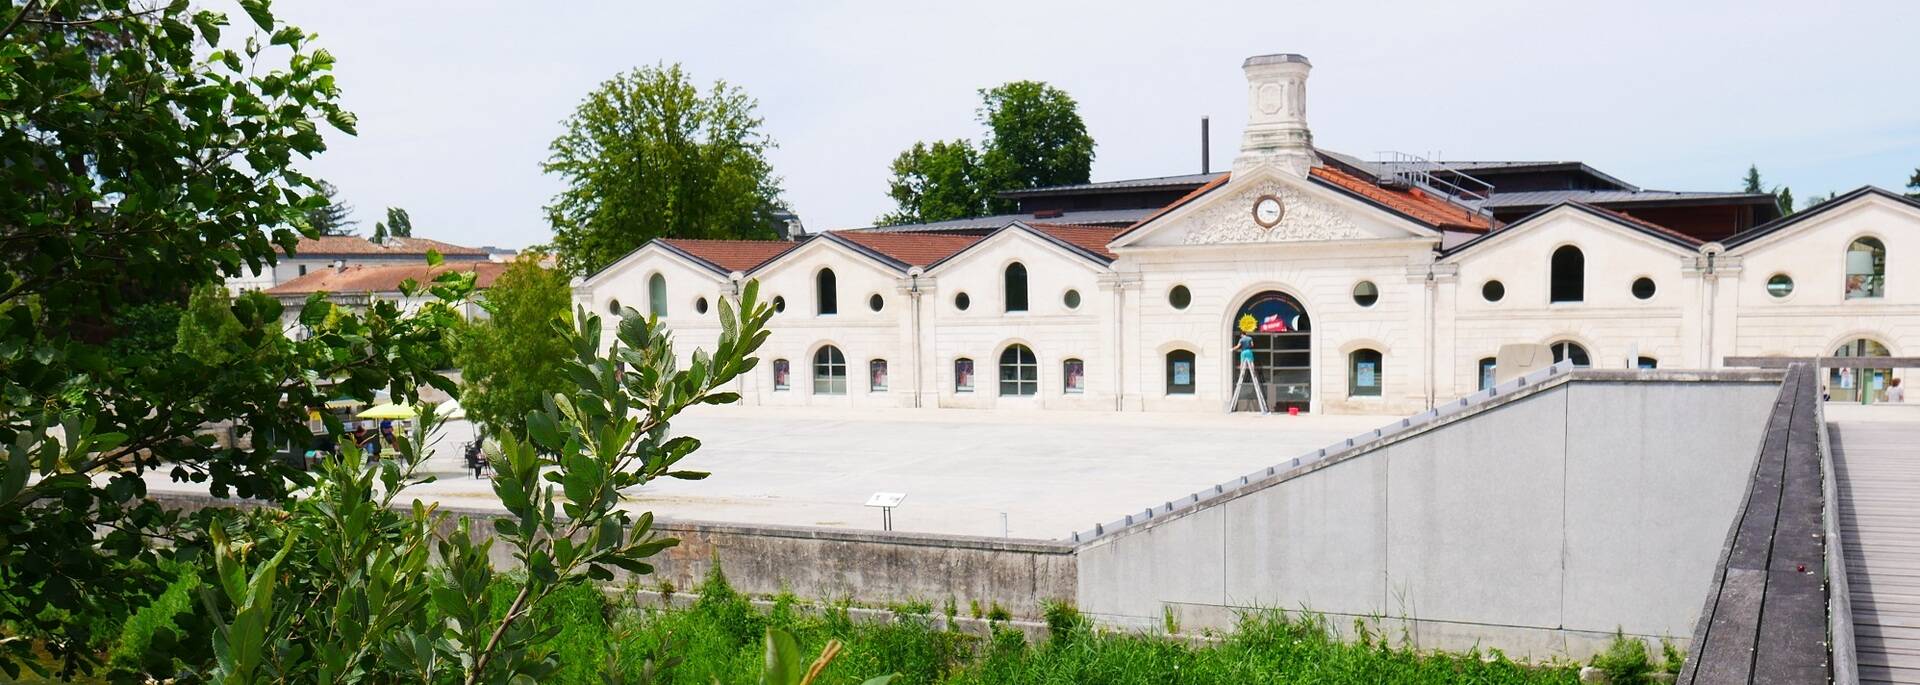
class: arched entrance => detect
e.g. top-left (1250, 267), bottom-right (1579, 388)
top-left (1229, 291), bottom-right (1311, 413)
top-left (1830, 338), bottom-right (1892, 404)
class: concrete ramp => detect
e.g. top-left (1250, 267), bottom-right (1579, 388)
top-left (1074, 367), bottom-right (1783, 660)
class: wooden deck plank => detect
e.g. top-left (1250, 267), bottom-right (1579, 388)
top-left (1836, 419), bottom-right (1920, 684)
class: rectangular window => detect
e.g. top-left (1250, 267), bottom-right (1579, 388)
top-left (1166, 351), bottom-right (1196, 395)
top-left (1349, 350), bottom-right (1383, 397)
top-left (870, 359), bottom-right (889, 392)
top-left (1478, 358), bottom-right (1496, 391)
top-left (954, 359), bottom-right (974, 393)
top-left (298, 264), bottom-right (308, 276)
top-left (772, 359), bottom-right (790, 391)
top-left (1063, 359), bottom-right (1085, 394)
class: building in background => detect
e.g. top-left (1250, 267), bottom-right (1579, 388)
top-left (577, 53), bottom-right (1919, 415)
top-left (265, 261), bottom-right (506, 339)
top-left (226, 235), bottom-right (492, 292)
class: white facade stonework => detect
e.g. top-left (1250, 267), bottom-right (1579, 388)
top-left (577, 55), bottom-right (1920, 415)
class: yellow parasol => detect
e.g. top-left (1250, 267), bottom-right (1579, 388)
top-left (356, 403), bottom-right (418, 420)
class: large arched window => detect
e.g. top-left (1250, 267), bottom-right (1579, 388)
top-left (1551, 341), bottom-right (1591, 368)
top-left (1831, 338), bottom-right (1892, 403)
top-left (1846, 237), bottom-right (1886, 299)
top-left (812, 346), bottom-right (846, 395)
top-left (1004, 262), bottom-right (1029, 312)
top-left (816, 268), bottom-right (838, 315)
top-left (648, 273), bottom-right (668, 317)
top-left (1165, 350), bottom-right (1196, 395)
top-left (999, 345), bottom-right (1037, 396)
top-left (1550, 245), bottom-right (1584, 303)
top-left (1348, 349), bottom-right (1383, 397)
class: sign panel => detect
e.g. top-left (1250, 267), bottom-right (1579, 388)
top-left (865, 492), bottom-right (906, 508)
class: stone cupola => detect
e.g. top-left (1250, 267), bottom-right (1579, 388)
top-left (1235, 53), bottom-right (1315, 177)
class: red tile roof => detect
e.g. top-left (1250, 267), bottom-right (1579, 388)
top-left (284, 235), bottom-right (489, 257)
top-left (265, 261), bottom-right (508, 296)
top-left (834, 232), bottom-right (982, 268)
top-left (1027, 223), bottom-right (1121, 261)
top-left (1308, 166), bottom-right (1496, 232)
top-left (1118, 172), bottom-right (1234, 237)
top-left (659, 239), bottom-right (801, 273)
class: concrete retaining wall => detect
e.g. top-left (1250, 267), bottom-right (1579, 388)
top-left (1074, 371), bottom-right (1782, 660)
top-left (151, 493), bottom-right (1076, 618)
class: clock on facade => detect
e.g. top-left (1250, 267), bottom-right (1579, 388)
top-left (1253, 195), bottom-right (1284, 227)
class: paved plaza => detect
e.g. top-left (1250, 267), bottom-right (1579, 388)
top-left (145, 405), bottom-right (1398, 539)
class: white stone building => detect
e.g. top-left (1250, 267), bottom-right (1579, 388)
top-left (226, 235), bottom-right (493, 292)
top-left (577, 54), bottom-right (1918, 415)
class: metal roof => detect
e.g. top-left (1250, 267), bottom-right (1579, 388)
top-left (996, 173), bottom-right (1226, 198)
top-left (1481, 189), bottom-right (1777, 208)
top-left (846, 207), bottom-right (1155, 233)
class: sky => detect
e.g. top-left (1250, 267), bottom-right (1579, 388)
top-left (270, 0), bottom-right (1920, 250)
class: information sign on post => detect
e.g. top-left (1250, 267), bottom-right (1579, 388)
top-left (864, 492), bottom-right (906, 531)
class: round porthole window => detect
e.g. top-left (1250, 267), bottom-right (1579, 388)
top-left (1352, 281), bottom-right (1379, 307)
top-left (772, 296), bottom-right (786, 313)
top-left (1631, 277), bottom-right (1656, 300)
top-left (694, 297), bottom-right (709, 314)
top-left (1766, 274), bottom-right (1794, 298)
top-left (1168, 285), bottom-right (1192, 310)
top-left (1063, 289), bottom-right (1081, 310)
top-left (1481, 280), bottom-right (1505, 302)
top-left (869, 294), bottom-right (884, 312)
top-left (955, 292), bottom-right (971, 311)
top-left (606, 298), bottom-right (622, 314)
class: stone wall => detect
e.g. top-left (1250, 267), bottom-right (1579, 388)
top-left (149, 494), bottom-right (1076, 618)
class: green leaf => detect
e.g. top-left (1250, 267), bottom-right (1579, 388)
top-left (238, 0), bottom-right (275, 30)
top-left (763, 627), bottom-right (802, 685)
top-left (860, 676), bottom-right (900, 685)
top-left (426, 248), bottom-right (443, 266)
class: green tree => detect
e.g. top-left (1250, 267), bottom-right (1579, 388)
top-left (877, 80), bottom-right (1095, 223)
top-left (0, 0), bottom-right (467, 677)
top-left (373, 206), bottom-right (413, 242)
top-left (878, 139), bottom-right (989, 225)
top-left (544, 63), bottom-right (784, 276)
top-left (172, 284), bottom-right (247, 366)
top-left (456, 255), bottom-right (574, 438)
top-left (1776, 186), bottom-right (1795, 216)
top-left (1804, 191), bottom-right (1839, 210)
top-left (1741, 164), bottom-right (1765, 194)
top-left (1907, 167), bottom-right (1919, 199)
top-left (977, 80), bottom-right (1096, 214)
top-left (306, 180), bottom-right (359, 236)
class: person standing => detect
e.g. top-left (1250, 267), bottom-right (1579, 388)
top-left (1888, 377), bottom-right (1905, 403)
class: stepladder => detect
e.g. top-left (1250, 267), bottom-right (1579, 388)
top-left (1227, 358), bottom-right (1269, 414)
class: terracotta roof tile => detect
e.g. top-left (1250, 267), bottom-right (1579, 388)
top-left (659, 239), bottom-right (801, 273)
top-left (1308, 166), bottom-right (1496, 232)
top-left (283, 235), bottom-right (489, 257)
top-left (1026, 223), bottom-right (1121, 261)
top-left (834, 232), bottom-right (982, 268)
top-left (265, 261), bottom-right (509, 296)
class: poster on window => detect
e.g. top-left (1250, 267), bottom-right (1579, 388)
top-left (871, 360), bottom-right (888, 391)
top-left (1064, 360), bottom-right (1084, 392)
top-left (1173, 361), bottom-right (1192, 386)
top-left (773, 359), bottom-right (790, 389)
top-left (1356, 362), bottom-right (1377, 388)
top-left (955, 359), bottom-right (974, 391)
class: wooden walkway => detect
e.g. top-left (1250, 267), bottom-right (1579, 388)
top-left (1834, 418), bottom-right (1920, 684)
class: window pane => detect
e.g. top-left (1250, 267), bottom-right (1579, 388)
top-left (955, 358), bottom-right (974, 392)
top-left (1550, 246), bottom-right (1584, 303)
top-left (813, 346), bottom-right (845, 395)
top-left (999, 345), bottom-right (1036, 396)
top-left (1349, 349), bottom-right (1382, 397)
top-left (1166, 350), bottom-right (1196, 395)
top-left (1846, 237), bottom-right (1886, 299)
top-left (870, 359), bottom-right (888, 391)
top-left (772, 359), bottom-right (790, 391)
top-left (1005, 263), bottom-right (1028, 312)
top-left (648, 273), bottom-right (668, 316)
top-left (1478, 357), bottom-right (1497, 390)
top-left (817, 269), bottom-right (838, 315)
top-left (1063, 359), bottom-right (1085, 393)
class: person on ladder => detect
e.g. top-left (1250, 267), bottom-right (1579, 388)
top-left (1229, 330), bottom-right (1270, 415)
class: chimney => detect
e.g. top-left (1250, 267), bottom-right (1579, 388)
top-left (1235, 53), bottom-right (1315, 177)
top-left (1200, 116), bottom-right (1210, 174)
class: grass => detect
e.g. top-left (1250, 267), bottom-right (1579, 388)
top-left (581, 567), bottom-right (1585, 684)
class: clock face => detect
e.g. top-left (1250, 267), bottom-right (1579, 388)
top-left (1253, 196), bottom-right (1284, 227)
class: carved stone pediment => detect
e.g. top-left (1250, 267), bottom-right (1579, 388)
top-left (1180, 179), bottom-right (1365, 245)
